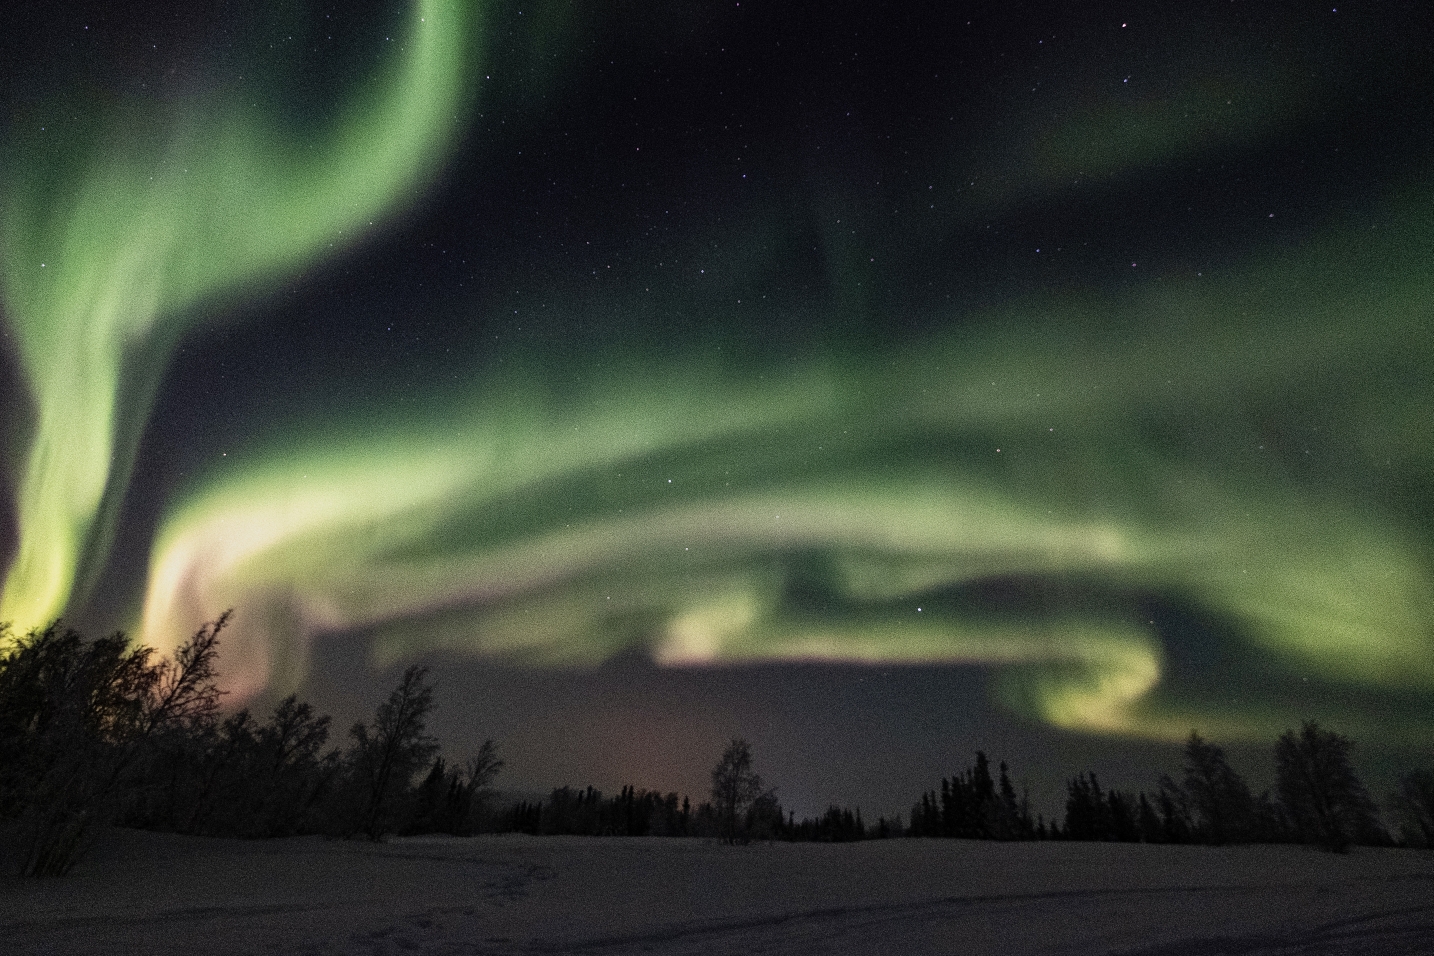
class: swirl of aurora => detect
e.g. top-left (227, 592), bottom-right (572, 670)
top-left (4, 0), bottom-right (1431, 750)
top-left (139, 189), bottom-right (1434, 743)
top-left (0, 0), bottom-right (476, 630)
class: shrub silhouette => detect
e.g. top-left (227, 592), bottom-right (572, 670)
top-left (0, 614), bottom-right (227, 875)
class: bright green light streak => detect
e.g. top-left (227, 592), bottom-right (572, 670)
top-left (0, 0), bottom-right (476, 630)
top-left (137, 217), bottom-right (1434, 741)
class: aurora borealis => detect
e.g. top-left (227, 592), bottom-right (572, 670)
top-left (3, 0), bottom-right (1432, 808)
top-left (138, 256), bottom-right (1434, 745)
top-left (0, 0), bottom-right (473, 629)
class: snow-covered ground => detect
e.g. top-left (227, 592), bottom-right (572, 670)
top-left (2, 829), bottom-right (1431, 954)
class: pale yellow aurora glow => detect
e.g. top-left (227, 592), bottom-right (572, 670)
top-left (4, 2), bottom-right (1429, 746)
top-left (0, 0), bottom-right (476, 629)
top-left (138, 227), bottom-right (1434, 741)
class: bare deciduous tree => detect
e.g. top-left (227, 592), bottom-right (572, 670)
top-left (1178, 731), bottom-right (1257, 844)
top-left (0, 614), bottom-right (228, 876)
top-left (1390, 769), bottom-right (1434, 848)
top-left (345, 664), bottom-right (439, 841)
top-left (710, 738), bottom-right (765, 844)
top-left (1276, 721), bottom-right (1380, 852)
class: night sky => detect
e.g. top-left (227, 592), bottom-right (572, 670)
top-left (2, 0), bottom-right (1433, 818)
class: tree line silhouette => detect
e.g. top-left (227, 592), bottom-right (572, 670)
top-left (1044, 728), bottom-right (1387, 851)
top-left (908, 751), bottom-right (1040, 840)
top-left (0, 616), bottom-right (501, 874)
top-left (2, 616), bottom-right (1431, 876)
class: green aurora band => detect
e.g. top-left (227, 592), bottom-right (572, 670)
top-left (3, 1), bottom-right (1431, 747)
top-left (138, 191), bottom-right (1434, 742)
top-left (0, 0), bottom-right (475, 629)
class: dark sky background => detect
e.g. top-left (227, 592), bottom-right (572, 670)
top-left (2, 0), bottom-right (1433, 819)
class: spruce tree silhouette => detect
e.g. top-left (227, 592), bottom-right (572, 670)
top-left (1063, 772), bottom-right (1110, 841)
top-left (1106, 789), bottom-right (1140, 842)
top-left (971, 751), bottom-right (997, 838)
top-left (1156, 777), bottom-right (1193, 844)
top-left (1137, 792), bottom-right (1163, 843)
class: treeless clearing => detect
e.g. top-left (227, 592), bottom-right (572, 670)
top-left (3, 829), bottom-right (1432, 954)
